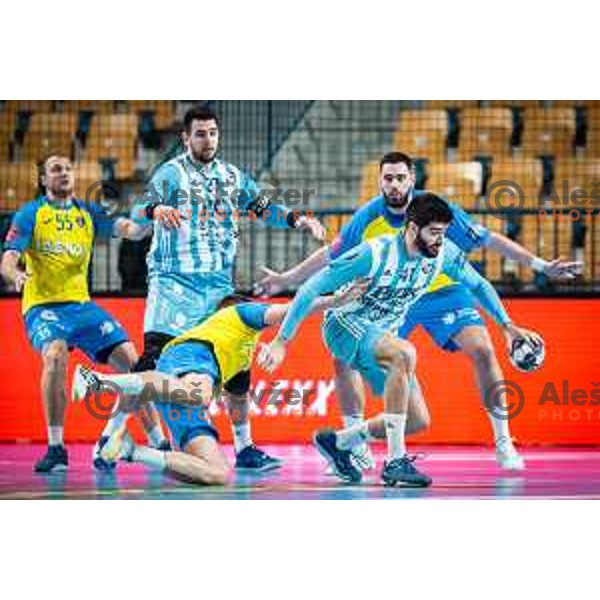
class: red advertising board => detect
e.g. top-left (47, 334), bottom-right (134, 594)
top-left (0, 298), bottom-right (598, 445)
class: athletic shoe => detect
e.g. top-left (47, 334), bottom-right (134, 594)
top-left (495, 436), bottom-right (525, 471)
top-left (381, 455), bottom-right (432, 487)
top-left (235, 445), bottom-right (283, 472)
top-left (93, 435), bottom-right (117, 471)
top-left (100, 427), bottom-right (134, 463)
top-left (351, 443), bottom-right (376, 471)
top-left (72, 364), bottom-right (102, 402)
top-left (313, 429), bottom-right (362, 484)
top-left (34, 445), bottom-right (68, 473)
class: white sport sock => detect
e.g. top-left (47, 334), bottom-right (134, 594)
top-left (232, 423), bottom-right (252, 453)
top-left (384, 413), bottom-right (407, 460)
top-left (488, 413), bottom-right (511, 446)
top-left (342, 414), bottom-right (364, 429)
top-left (48, 426), bottom-right (64, 446)
top-left (132, 445), bottom-right (167, 470)
top-left (101, 411), bottom-right (129, 438)
top-left (101, 373), bottom-right (144, 395)
top-left (337, 422), bottom-right (370, 450)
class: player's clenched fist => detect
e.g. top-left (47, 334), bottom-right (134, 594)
top-left (154, 205), bottom-right (183, 229)
top-left (256, 338), bottom-right (287, 374)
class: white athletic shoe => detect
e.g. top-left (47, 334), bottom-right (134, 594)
top-left (325, 443), bottom-right (376, 475)
top-left (351, 443), bottom-right (377, 471)
top-left (72, 364), bottom-right (102, 402)
top-left (495, 436), bottom-right (525, 471)
top-left (100, 427), bottom-right (135, 463)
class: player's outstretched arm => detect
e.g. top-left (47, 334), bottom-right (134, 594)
top-left (254, 246), bottom-right (330, 296)
top-left (485, 231), bottom-right (582, 279)
top-left (257, 244), bottom-right (373, 373)
top-left (443, 243), bottom-right (541, 350)
top-left (261, 278), bottom-right (370, 326)
top-left (1, 250), bottom-right (28, 292)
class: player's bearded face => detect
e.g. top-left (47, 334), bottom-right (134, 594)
top-left (380, 163), bottom-right (414, 209)
top-left (415, 224), bottom-right (448, 258)
top-left (187, 119), bottom-right (219, 163)
top-left (44, 157), bottom-right (74, 198)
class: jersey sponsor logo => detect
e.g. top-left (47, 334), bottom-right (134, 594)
top-left (33, 239), bottom-right (85, 257)
top-left (40, 310), bottom-right (59, 322)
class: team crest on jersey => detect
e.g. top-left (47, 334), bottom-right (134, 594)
top-left (75, 216), bottom-right (86, 228)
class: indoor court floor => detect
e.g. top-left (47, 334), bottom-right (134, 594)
top-left (1, 444), bottom-right (599, 500)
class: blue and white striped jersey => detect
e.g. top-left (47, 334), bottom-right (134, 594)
top-left (132, 153), bottom-right (289, 276)
top-left (279, 233), bottom-right (511, 342)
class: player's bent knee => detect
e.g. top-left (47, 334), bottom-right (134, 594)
top-left (464, 338), bottom-right (496, 366)
top-left (380, 338), bottom-right (417, 373)
top-left (42, 342), bottom-right (69, 374)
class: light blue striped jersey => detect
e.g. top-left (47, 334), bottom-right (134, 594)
top-left (279, 232), bottom-right (510, 342)
top-left (132, 153), bottom-right (266, 276)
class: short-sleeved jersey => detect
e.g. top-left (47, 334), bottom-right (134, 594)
top-left (4, 196), bottom-right (114, 313)
top-left (163, 303), bottom-right (269, 383)
top-left (329, 191), bottom-right (490, 294)
top-left (132, 154), bottom-right (288, 277)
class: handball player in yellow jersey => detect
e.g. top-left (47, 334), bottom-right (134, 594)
top-left (1, 155), bottom-right (169, 472)
top-left (71, 286), bottom-right (364, 485)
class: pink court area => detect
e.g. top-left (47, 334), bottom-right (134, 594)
top-left (1, 444), bottom-right (599, 500)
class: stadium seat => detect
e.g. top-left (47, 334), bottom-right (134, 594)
top-left (553, 160), bottom-right (600, 209)
top-left (129, 101), bottom-right (175, 130)
top-left (422, 100), bottom-right (481, 110)
top-left (86, 114), bottom-right (138, 178)
top-left (426, 162), bottom-right (483, 209)
top-left (73, 161), bottom-right (103, 199)
top-left (488, 159), bottom-right (543, 206)
top-left (358, 161), bottom-right (380, 203)
top-left (3, 100), bottom-right (54, 114)
top-left (21, 113), bottom-right (77, 162)
top-left (467, 216), bottom-right (504, 281)
top-left (398, 110), bottom-right (449, 134)
top-left (457, 108), bottom-right (513, 159)
top-left (0, 163), bottom-right (38, 212)
top-left (520, 108), bottom-right (576, 157)
top-left (486, 100), bottom-right (540, 109)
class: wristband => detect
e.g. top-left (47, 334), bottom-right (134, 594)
top-left (286, 211), bottom-right (300, 229)
top-left (531, 257), bottom-right (549, 273)
top-left (145, 203), bottom-right (159, 220)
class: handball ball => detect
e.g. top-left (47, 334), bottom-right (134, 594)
top-left (510, 335), bottom-right (545, 372)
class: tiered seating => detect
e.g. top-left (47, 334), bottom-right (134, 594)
top-left (21, 113), bottom-right (77, 162)
top-left (422, 100), bottom-right (481, 110)
top-left (521, 108), bottom-right (576, 157)
top-left (73, 162), bottom-right (103, 199)
top-left (85, 114), bottom-right (138, 178)
top-left (392, 110), bottom-right (448, 161)
top-left (553, 160), bottom-right (600, 209)
top-left (457, 108), bottom-right (513, 160)
top-left (488, 159), bottom-right (543, 208)
top-left (0, 163), bottom-right (38, 211)
top-left (358, 161), bottom-right (380, 203)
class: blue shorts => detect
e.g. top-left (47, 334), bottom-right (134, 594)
top-left (144, 271), bottom-right (234, 336)
top-left (155, 341), bottom-right (220, 448)
top-left (24, 302), bottom-right (129, 363)
top-left (323, 314), bottom-right (415, 397)
top-left (399, 285), bottom-right (484, 352)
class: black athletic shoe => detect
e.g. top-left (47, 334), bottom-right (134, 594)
top-left (235, 444), bottom-right (283, 472)
top-left (156, 439), bottom-right (172, 452)
top-left (381, 455), bottom-right (432, 487)
top-left (313, 429), bottom-right (362, 484)
top-left (93, 435), bottom-right (116, 471)
top-left (34, 445), bottom-right (68, 473)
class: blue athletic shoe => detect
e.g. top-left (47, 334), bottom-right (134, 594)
top-left (313, 429), bottom-right (362, 484)
top-left (93, 436), bottom-right (117, 471)
top-left (235, 445), bottom-right (283, 472)
top-left (34, 445), bottom-right (68, 473)
top-left (381, 455), bottom-right (432, 487)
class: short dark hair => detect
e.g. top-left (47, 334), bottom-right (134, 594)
top-left (183, 104), bottom-right (220, 133)
top-left (406, 192), bottom-right (453, 228)
top-left (217, 294), bottom-right (253, 310)
top-left (379, 151), bottom-right (413, 171)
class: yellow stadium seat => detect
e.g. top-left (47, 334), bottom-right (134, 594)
top-left (4, 100), bottom-right (54, 113)
top-left (0, 163), bottom-right (39, 211)
top-left (73, 161), bottom-right (103, 199)
top-left (521, 108), bottom-right (576, 157)
top-left (393, 131), bottom-right (446, 161)
top-left (489, 159), bottom-right (543, 202)
top-left (21, 113), bottom-right (77, 163)
top-left (458, 108), bottom-right (513, 159)
top-left (422, 100), bottom-right (481, 110)
top-left (129, 100), bottom-right (175, 129)
top-left (358, 161), bottom-right (380, 203)
top-left (553, 160), bottom-right (600, 209)
top-left (486, 100), bottom-right (540, 109)
top-left (398, 110), bottom-right (448, 133)
top-left (426, 162), bottom-right (483, 209)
